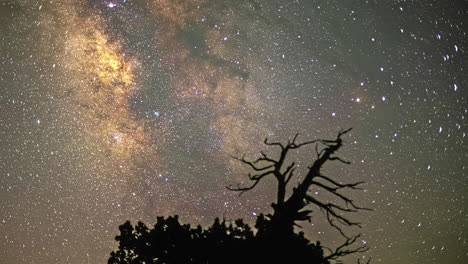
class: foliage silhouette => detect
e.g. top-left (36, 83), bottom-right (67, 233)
top-left (109, 215), bottom-right (327, 264)
top-left (109, 130), bottom-right (370, 264)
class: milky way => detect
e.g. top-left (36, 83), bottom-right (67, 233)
top-left (1, 1), bottom-right (467, 263)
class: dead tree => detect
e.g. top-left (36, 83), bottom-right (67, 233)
top-left (227, 128), bottom-right (370, 261)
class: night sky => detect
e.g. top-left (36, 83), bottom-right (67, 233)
top-left (1, 0), bottom-right (467, 263)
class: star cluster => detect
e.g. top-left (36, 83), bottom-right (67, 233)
top-left (0, 0), bottom-right (467, 263)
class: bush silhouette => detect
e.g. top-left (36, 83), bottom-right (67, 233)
top-left (109, 215), bottom-right (328, 264)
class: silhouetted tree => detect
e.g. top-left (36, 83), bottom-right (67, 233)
top-left (227, 128), bottom-right (370, 262)
top-left (108, 129), bottom-right (370, 264)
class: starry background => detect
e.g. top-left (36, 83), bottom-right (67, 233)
top-left (1, 0), bottom-right (467, 263)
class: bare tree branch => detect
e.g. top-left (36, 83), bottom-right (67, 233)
top-left (339, 127), bottom-right (353, 137)
top-left (285, 167), bottom-right (296, 184)
top-left (330, 156), bottom-right (351, 164)
top-left (305, 195), bottom-right (362, 228)
top-left (315, 174), bottom-right (365, 190)
top-left (310, 181), bottom-right (368, 211)
top-left (289, 134), bottom-right (321, 149)
top-left (257, 151), bottom-right (277, 163)
top-left (283, 162), bottom-right (295, 178)
top-left (315, 143), bottom-right (326, 158)
top-left (226, 170), bottom-right (274, 194)
top-left (324, 233), bottom-right (368, 261)
top-left (230, 154), bottom-right (274, 171)
top-left (264, 138), bottom-right (284, 149)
